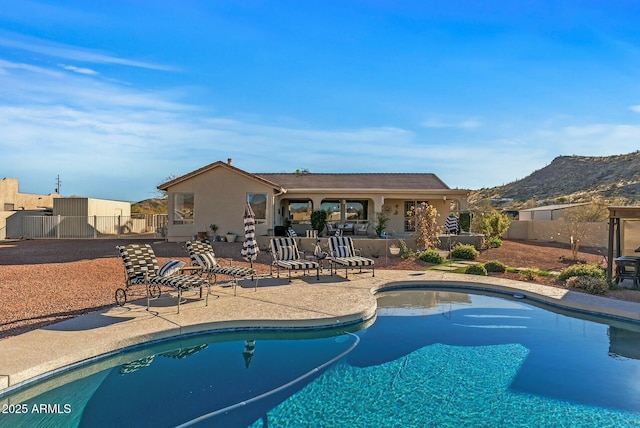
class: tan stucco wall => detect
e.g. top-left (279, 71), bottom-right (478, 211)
top-left (0, 177), bottom-right (59, 211)
top-left (505, 220), bottom-right (609, 249)
top-left (166, 167), bottom-right (275, 242)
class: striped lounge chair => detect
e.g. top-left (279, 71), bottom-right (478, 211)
top-left (116, 243), bottom-right (209, 313)
top-left (270, 237), bottom-right (320, 282)
top-left (186, 240), bottom-right (258, 295)
top-left (328, 236), bottom-right (375, 278)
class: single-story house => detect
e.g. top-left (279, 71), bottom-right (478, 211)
top-left (157, 159), bottom-right (470, 243)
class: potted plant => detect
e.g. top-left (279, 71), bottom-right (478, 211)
top-left (375, 212), bottom-right (390, 238)
top-left (226, 232), bottom-right (237, 242)
top-left (209, 224), bottom-right (218, 241)
top-left (310, 210), bottom-right (328, 236)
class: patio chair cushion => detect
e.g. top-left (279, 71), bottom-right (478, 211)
top-left (186, 241), bottom-right (257, 280)
top-left (158, 259), bottom-right (185, 277)
top-left (277, 245), bottom-right (297, 261)
top-left (193, 252), bottom-right (218, 269)
top-left (335, 245), bottom-right (351, 258)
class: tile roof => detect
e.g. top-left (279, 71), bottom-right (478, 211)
top-left (254, 173), bottom-right (451, 190)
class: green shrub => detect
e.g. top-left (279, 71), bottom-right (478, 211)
top-left (459, 212), bottom-right (471, 232)
top-left (450, 244), bottom-right (479, 260)
top-left (398, 239), bottom-right (416, 259)
top-left (566, 276), bottom-right (609, 295)
top-left (418, 249), bottom-right (444, 264)
top-left (484, 260), bottom-right (506, 273)
top-left (558, 263), bottom-right (605, 281)
top-left (465, 264), bottom-right (488, 276)
top-left (486, 237), bottom-right (503, 248)
top-left (519, 268), bottom-right (540, 281)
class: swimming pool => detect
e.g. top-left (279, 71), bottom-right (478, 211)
top-left (1, 289), bottom-right (639, 427)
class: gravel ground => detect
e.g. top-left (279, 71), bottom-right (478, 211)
top-left (1, 238), bottom-right (638, 340)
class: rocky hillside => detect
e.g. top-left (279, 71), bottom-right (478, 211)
top-left (132, 198), bottom-right (167, 214)
top-left (469, 151), bottom-right (640, 208)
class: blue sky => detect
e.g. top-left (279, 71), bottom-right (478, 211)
top-left (2, 1), bottom-right (640, 202)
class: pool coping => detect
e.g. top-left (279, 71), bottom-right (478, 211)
top-left (1, 269), bottom-right (639, 397)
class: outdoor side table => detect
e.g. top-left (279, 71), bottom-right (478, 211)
top-left (309, 255), bottom-right (330, 273)
top-left (614, 256), bottom-right (640, 288)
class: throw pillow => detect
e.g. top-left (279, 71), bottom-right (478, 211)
top-left (277, 245), bottom-right (296, 261)
top-left (194, 253), bottom-right (217, 269)
top-left (158, 259), bottom-right (185, 277)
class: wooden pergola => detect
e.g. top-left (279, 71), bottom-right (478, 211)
top-left (607, 206), bottom-right (640, 283)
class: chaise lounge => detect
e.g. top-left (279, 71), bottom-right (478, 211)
top-left (270, 237), bottom-right (320, 282)
top-left (116, 243), bottom-right (209, 313)
top-left (186, 240), bottom-right (258, 295)
top-left (328, 236), bottom-right (375, 278)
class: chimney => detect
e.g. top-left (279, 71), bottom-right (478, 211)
top-left (227, 158), bottom-right (232, 165)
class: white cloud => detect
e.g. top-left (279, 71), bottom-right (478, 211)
top-left (630, 105), bottom-right (640, 113)
top-left (58, 64), bottom-right (99, 75)
top-left (421, 117), bottom-right (482, 129)
top-left (0, 31), bottom-right (174, 71)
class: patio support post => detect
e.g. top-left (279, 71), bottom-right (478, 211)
top-left (607, 216), bottom-right (615, 283)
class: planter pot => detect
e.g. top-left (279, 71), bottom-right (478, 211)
top-left (389, 247), bottom-right (400, 256)
top-left (196, 231), bottom-right (207, 240)
top-left (226, 234), bottom-right (237, 243)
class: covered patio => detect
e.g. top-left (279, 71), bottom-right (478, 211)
top-left (606, 206), bottom-right (640, 285)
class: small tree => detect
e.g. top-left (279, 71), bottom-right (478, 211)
top-left (408, 202), bottom-right (441, 251)
top-left (562, 201), bottom-right (609, 260)
top-left (156, 174), bottom-right (178, 199)
top-left (471, 209), bottom-right (510, 244)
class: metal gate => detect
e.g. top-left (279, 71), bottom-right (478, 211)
top-left (22, 214), bottom-right (168, 239)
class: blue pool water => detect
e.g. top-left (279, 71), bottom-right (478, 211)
top-left (1, 289), bottom-right (640, 427)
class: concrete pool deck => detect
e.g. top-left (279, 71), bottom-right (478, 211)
top-left (1, 269), bottom-right (640, 395)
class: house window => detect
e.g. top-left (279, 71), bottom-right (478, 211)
top-left (346, 200), bottom-right (368, 221)
top-left (288, 200), bottom-right (312, 223)
top-left (247, 193), bottom-right (267, 224)
top-left (404, 200), bottom-right (429, 232)
top-left (173, 193), bottom-right (194, 224)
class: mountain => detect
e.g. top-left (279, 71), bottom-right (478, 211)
top-left (132, 198), bottom-right (168, 214)
top-left (469, 151), bottom-right (640, 209)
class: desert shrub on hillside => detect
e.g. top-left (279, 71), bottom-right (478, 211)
top-left (450, 244), bottom-right (479, 260)
top-left (558, 263), bottom-right (605, 281)
top-left (566, 276), bottom-right (608, 295)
